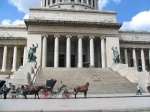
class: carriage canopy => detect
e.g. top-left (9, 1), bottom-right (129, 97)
top-left (0, 80), bottom-right (6, 87)
top-left (46, 79), bottom-right (57, 89)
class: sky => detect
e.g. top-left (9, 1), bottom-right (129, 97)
top-left (0, 0), bottom-right (150, 31)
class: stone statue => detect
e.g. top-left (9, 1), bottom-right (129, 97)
top-left (28, 44), bottom-right (38, 63)
top-left (112, 46), bottom-right (120, 63)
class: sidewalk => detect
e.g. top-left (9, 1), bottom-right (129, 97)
top-left (0, 93), bottom-right (150, 112)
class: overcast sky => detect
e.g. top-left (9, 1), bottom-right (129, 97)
top-left (0, 0), bottom-right (150, 31)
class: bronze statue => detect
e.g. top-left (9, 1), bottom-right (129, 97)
top-left (28, 44), bottom-right (38, 62)
top-left (112, 46), bottom-right (120, 63)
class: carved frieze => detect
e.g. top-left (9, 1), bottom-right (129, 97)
top-left (120, 34), bottom-right (150, 42)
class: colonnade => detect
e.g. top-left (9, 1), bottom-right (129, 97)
top-left (41, 0), bottom-right (99, 9)
top-left (122, 48), bottom-right (150, 71)
top-left (1, 45), bottom-right (26, 72)
top-left (42, 35), bottom-right (106, 68)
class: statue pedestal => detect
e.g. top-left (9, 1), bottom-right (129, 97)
top-left (8, 62), bottom-right (36, 85)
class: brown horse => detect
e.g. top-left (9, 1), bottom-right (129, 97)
top-left (22, 85), bottom-right (45, 99)
top-left (74, 82), bottom-right (89, 99)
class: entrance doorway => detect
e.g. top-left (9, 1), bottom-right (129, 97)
top-left (59, 55), bottom-right (65, 67)
top-left (71, 55), bottom-right (75, 67)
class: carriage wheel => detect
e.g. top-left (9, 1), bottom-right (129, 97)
top-left (62, 93), bottom-right (71, 99)
top-left (39, 89), bottom-right (52, 99)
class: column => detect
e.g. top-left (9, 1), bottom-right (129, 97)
top-left (91, 0), bottom-right (93, 7)
top-left (50, 0), bottom-right (52, 5)
top-left (124, 48), bottom-right (128, 65)
top-left (46, 0), bottom-right (48, 7)
top-left (23, 46), bottom-right (27, 66)
top-left (94, 0), bottom-right (96, 9)
top-left (1, 46), bottom-right (8, 71)
top-left (141, 49), bottom-right (146, 71)
top-left (54, 35), bottom-right (60, 67)
top-left (81, 0), bottom-right (84, 3)
top-left (86, 0), bottom-right (89, 5)
top-left (11, 46), bottom-right (17, 71)
top-left (87, 0), bottom-right (89, 5)
top-left (148, 49), bottom-right (150, 70)
top-left (42, 35), bottom-right (48, 67)
top-left (66, 35), bottom-right (72, 68)
top-left (101, 38), bottom-right (105, 68)
top-left (132, 48), bottom-right (137, 67)
top-left (78, 35), bottom-right (83, 68)
top-left (97, 0), bottom-right (99, 10)
top-left (89, 36), bottom-right (95, 67)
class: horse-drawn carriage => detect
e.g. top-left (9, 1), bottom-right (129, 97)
top-left (39, 79), bottom-right (74, 99)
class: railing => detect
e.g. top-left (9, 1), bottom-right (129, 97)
top-left (31, 66), bottom-right (41, 85)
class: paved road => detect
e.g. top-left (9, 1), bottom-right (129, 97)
top-left (0, 94), bottom-right (150, 112)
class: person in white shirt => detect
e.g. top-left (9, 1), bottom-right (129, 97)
top-left (136, 84), bottom-right (142, 95)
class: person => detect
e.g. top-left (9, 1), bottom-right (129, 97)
top-left (21, 85), bottom-right (27, 99)
top-left (136, 84), bottom-right (142, 95)
top-left (3, 85), bottom-right (8, 99)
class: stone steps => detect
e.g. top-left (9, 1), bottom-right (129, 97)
top-left (35, 68), bottom-right (141, 94)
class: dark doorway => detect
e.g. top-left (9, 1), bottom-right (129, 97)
top-left (138, 59), bottom-right (142, 71)
top-left (59, 55), bottom-right (65, 67)
top-left (71, 55), bottom-right (75, 67)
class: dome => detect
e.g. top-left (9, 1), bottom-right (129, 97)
top-left (41, 0), bottom-right (99, 10)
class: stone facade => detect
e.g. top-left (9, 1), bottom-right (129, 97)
top-left (0, 0), bottom-right (150, 74)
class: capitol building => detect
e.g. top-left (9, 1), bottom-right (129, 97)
top-left (0, 0), bottom-right (150, 92)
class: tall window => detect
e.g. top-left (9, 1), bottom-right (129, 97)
top-left (60, 0), bottom-right (62, 2)
top-left (48, 0), bottom-right (50, 5)
top-left (71, 0), bottom-right (75, 2)
top-left (83, 0), bottom-right (86, 4)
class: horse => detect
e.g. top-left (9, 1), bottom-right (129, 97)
top-left (22, 85), bottom-right (45, 99)
top-left (74, 82), bottom-right (89, 99)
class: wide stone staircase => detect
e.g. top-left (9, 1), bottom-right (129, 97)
top-left (35, 68), bottom-right (140, 94)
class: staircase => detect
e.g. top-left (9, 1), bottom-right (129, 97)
top-left (35, 68), bottom-right (140, 94)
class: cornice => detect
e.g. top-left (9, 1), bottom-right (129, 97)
top-left (29, 31), bottom-right (118, 38)
top-left (0, 37), bottom-right (27, 40)
top-left (25, 19), bottom-right (122, 29)
top-left (120, 40), bottom-right (150, 44)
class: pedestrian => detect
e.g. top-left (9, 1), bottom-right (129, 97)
top-left (136, 84), bottom-right (142, 95)
top-left (3, 85), bottom-right (8, 99)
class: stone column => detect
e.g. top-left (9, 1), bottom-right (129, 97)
top-left (45, 0), bottom-right (48, 6)
top-left (91, 0), bottom-right (93, 7)
top-left (97, 0), bottom-right (99, 10)
top-left (149, 49), bottom-right (150, 70)
top-left (94, 0), bottom-right (96, 9)
top-left (141, 49), bottom-right (146, 71)
top-left (54, 35), bottom-right (60, 68)
top-left (89, 36), bottom-right (95, 67)
top-left (1, 46), bottom-right (8, 71)
top-left (132, 48), bottom-right (137, 67)
top-left (50, 0), bottom-right (52, 5)
top-left (11, 46), bottom-right (17, 71)
top-left (66, 35), bottom-right (72, 68)
top-left (124, 48), bottom-right (128, 65)
top-left (23, 46), bottom-right (27, 66)
top-left (42, 35), bottom-right (48, 67)
top-left (87, 0), bottom-right (89, 5)
top-left (78, 35), bottom-right (83, 68)
top-left (81, 0), bottom-right (84, 3)
top-left (101, 38), bottom-right (105, 68)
